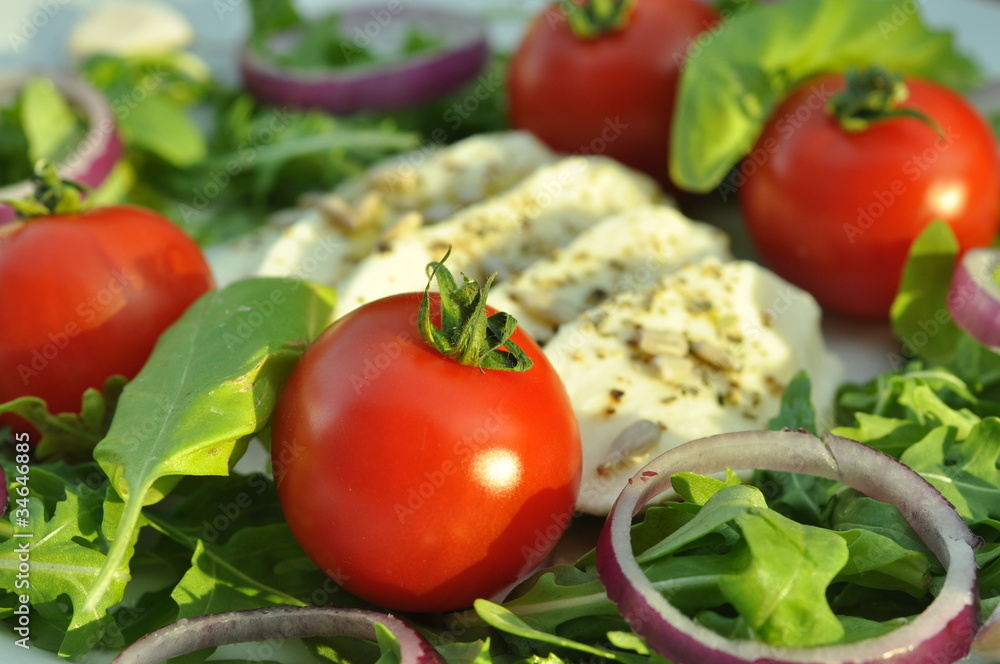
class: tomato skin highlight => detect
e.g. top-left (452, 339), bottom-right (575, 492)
top-left (507, 0), bottom-right (719, 190)
top-left (739, 73), bottom-right (1000, 319)
top-left (271, 292), bottom-right (582, 613)
top-left (0, 205), bottom-right (214, 433)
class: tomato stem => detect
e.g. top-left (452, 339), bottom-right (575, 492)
top-left (418, 248), bottom-right (534, 372)
top-left (1, 160), bottom-right (91, 219)
top-left (827, 66), bottom-right (941, 134)
top-left (562, 0), bottom-right (636, 39)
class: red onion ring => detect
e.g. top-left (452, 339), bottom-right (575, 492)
top-left (110, 605), bottom-right (444, 664)
top-left (240, 5), bottom-right (489, 114)
top-left (596, 429), bottom-right (982, 664)
top-left (947, 247), bottom-right (1000, 350)
top-left (0, 71), bottom-right (122, 225)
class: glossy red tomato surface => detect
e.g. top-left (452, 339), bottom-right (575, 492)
top-left (271, 292), bottom-right (582, 613)
top-left (739, 73), bottom-right (1000, 319)
top-left (0, 205), bottom-right (214, 431)
top-left (507, 0), bottom-right (719, 189)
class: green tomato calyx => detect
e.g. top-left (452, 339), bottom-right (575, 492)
top-left (563, 0), bottom-right (636, 39)
top-left (3, 160), bottom-right (91, 219)
top-left (827, 66), bottom-right (940, 134)
top-left (418, 248), bottom-right (534, 372)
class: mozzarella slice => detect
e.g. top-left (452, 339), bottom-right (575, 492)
top-left (334, 155), bottom-right (663, 318)
top-left (544, 258), bottom-right (843, 515)
top-left (488, 205), bottom-right (731, 343)
top-left (204, 131), bottom-right (558, 288)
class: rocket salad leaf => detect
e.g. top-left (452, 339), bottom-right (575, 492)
top-left (12, 277), bottom-right (337, 655)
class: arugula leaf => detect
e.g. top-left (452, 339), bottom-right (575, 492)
top-left (717, 507), bottom-right (848, 646)
top-left (0, 375), bottom-right (126, 460)
top-left (670, 468), bottom-right (741, 506)
top-left (0, 485), bottom-right (136, 657)
top-left (670, 0), bottom-right (981, 191)
top-left (767, 370), bottom-right (818, 434)
top-left (167, 524), bottom-right (327, 616)
top-left (473, 600), bottom-right (626, 662)
top-left (64, 277), bottom-right (334, 653)
top-left (900, 418), bottom-right (1000, 523)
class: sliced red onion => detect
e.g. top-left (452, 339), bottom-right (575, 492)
top-left (111, 605), bottom-right (444, 664)
top-left (0, 71), bottom-right (121, 225)
top-left (947, 247), bottom-right (1000, 350)
top-left (241, 6), bottom-right (489, 114)
top-left (596, 429), bottom-right (982, 664)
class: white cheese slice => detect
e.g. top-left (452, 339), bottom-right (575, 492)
top-left (488, 205), bottom-right (731, 343)
top-left (204, 131), bottom-right (558, 288)
top-left (544, 258), bottom-right (843, 515)
top-left (333, 155), bottom-right (663, 318)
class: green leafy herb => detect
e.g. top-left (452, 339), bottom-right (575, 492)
top-left (670, 0), bottom-right (981, 192)
top-left (0, 466), bottom-right (132, 657)
top-left (0, 375), bottom-right (126, 460)
top-left (60, 277), bottom-right (335, 652)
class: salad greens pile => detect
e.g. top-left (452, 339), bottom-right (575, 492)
top-left (2, 0), bottom-right (1000, 662)
top-left (64, 0), bottom-right (509, 246)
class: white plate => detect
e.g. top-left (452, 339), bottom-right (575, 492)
top-left (1, 0), bottom-right (998, 661)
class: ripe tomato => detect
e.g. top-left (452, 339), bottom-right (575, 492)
top-left (271, 291), bottom-right (582, 613)
top-left (0, 205), bottom-right (214, 433)
top-left (507, 0), bottom-right (719, 189)
top-left (739, 71), bottom-right (1000, 319)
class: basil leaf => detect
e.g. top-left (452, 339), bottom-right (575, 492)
top-left (671, 0), bottom-right (981, 192)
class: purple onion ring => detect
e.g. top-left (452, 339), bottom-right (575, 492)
top-left (596, 429), bottom-right (982, 664)
top-left (111, 605), bottom-right (444, 664)
top-left (240, 5), bottom-right (489, 114)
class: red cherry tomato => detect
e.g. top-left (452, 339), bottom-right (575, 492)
top-left (0, 205), bottom-right (215, 433)
top-left (270, 292), bottom-right (581, 613)
top-left (739, 72), bottom-right (1000, 319)
top-left (507, 0), bottom-right (719, 189)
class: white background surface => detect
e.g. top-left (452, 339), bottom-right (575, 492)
top-left (1, 0), bottom-right (1000, 662)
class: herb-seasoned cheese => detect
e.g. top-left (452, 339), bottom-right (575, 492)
top-left (333, 155), bottom-right (663, 318)
top-left (205, 131), bottom-right (558, 288)
top-left (544, 258), bottom-right (843, 515)
top-left (488, 205), bottom-right (731, 343)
